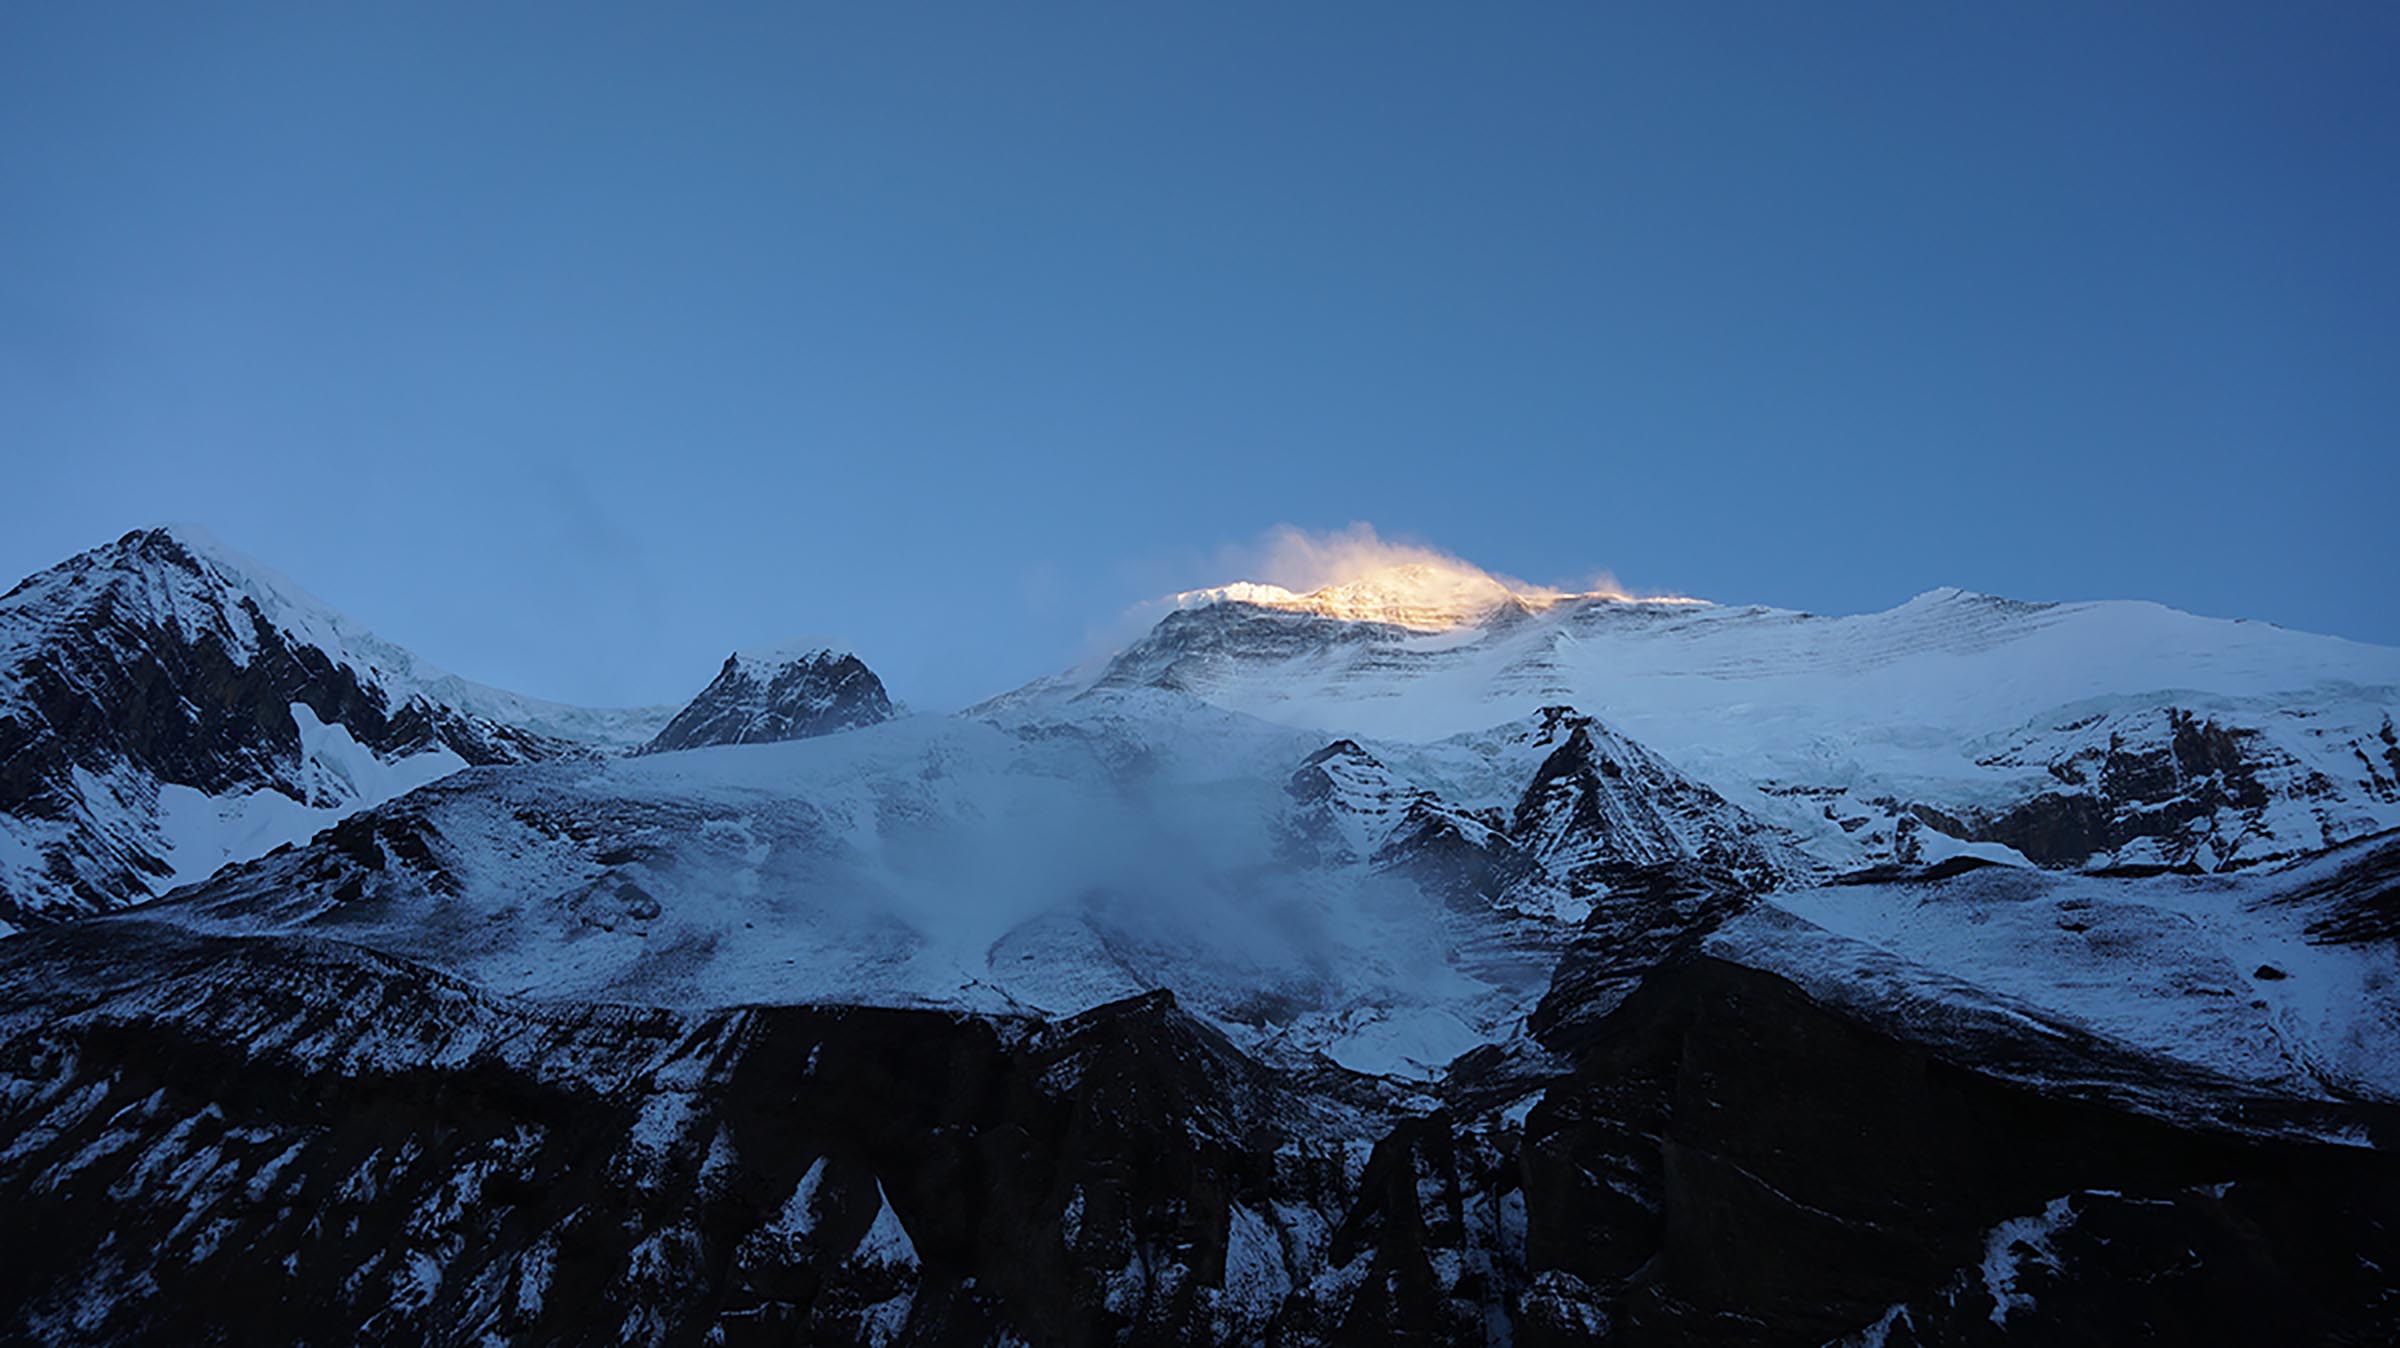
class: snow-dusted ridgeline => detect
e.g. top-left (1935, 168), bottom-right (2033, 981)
top-left (0, 526), bottom-right (673, 927)
top-left (1009, 573), bottom-right (2400, 874)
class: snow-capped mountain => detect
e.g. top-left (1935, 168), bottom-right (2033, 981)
top-left (2, 535), bottom-right (2396, 1345)
top-left (1007, 564), bottom-right (2400, 874)
top-left (143, 694), bottom-right (1686, 1077)
top-left (640, 642), bottom-right (894, 753)
top-left (0, 526), bottom-right (673, 929)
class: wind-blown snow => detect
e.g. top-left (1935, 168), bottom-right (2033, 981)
top-left (1117, 583), bottom-right (2398, 761)
top-left (1179, 565), bottom-right (1555, 632)
top-left (18, 531), bottom-right (2400, 1120)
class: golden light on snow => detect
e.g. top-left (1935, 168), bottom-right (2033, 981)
top-left (1176, 524), bottom-right (1702, 632)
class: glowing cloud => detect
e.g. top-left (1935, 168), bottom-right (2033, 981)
top-left (1174, 523), bottom-right (1696, 632)
top-left (1240, 523), bottom-right (1507, 594)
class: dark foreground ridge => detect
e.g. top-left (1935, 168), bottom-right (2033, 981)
top-left (2, 919), bottom-right (2393, 1346)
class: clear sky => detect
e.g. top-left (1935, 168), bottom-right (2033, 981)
top-left (3, 4), bottom-right (2393, 711)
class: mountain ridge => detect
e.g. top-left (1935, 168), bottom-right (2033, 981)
top-left (2, 527), bottom-right (2397, 1344)
top-left (0, 527), bottom-right (675, 927)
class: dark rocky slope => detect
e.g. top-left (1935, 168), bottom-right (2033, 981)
top-left (0, 921), bottom-right (1386, 1346)
top-left (2, 910), bottom-right (2393, 1346)
top-left (1513, 953), bottom-right (2400, 1345)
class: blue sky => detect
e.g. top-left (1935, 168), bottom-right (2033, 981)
top-left (3, 4), bottom-right (2393, 710)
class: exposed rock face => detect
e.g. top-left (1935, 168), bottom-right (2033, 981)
top-left (1506, 708), bottom-right (1793, 901)
top-left (0, 528), bottom-right (664, 927)
top-left (2259, 829), bottom-right (2400, 945)
top-left (1913, 705), bottom-right (2371, 871)
top-left (1284, 739), bottom-right (1471, 870)
top-left (1525, 864), bottom-right (1756, 1047)
top-left (1511, 954), bottom-right (2400, 1347)
top-left (1087, 602), bottom-right (1403, 702)
top-left (641, 646), bottom-right (894, 753)
top-left (5, 910), bottom-right (2394, 1345)
top-left (0, 922), bottom-right (1387, 1346)
top-left (1287, 707), bottom-right (1798, 926)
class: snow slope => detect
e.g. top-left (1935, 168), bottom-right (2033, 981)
top-left (142, 689), bottom-right (1778, 1078)
top-left (1712, 834), bottom-right (2400, 1105)
top-left (999, 576), bottom-right (2400, 873)
top-left (6, 540), bottom-right (2398, 1344)
top-left (86, 553), bottom-right (2399, 1086)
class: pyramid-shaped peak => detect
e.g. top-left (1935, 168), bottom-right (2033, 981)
top-left (643, 643), bottom-right (894, 753)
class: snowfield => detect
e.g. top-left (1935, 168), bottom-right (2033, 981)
top-left (147, 695), bottom-right (1564, 1078)
top-left (1009, 580), bottom-right (2400, 872)
top-left (1720, 837), bottom-right (2400, 1106)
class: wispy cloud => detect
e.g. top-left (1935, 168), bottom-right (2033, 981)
top-left (1212, 522), bottom-right (1660, 601)
top-left (1084, 522), bottom-right (1686, 659)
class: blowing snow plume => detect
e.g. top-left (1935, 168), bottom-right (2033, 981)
top-left (1171, 523), bottom-right (1691, 632)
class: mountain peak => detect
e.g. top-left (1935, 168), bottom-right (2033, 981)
top-left (3, 525), bottom-right (348, 669)
top-left (642, 644), bottom-right (894, 753)
top-left (0, 525), bottom-right (679, 925)
top-left (1177, 560), bottom-right (1623, 632)
top-left (116, 523), bottom-right (297, 595)
top-left (727, 638), bottom-right (855, 675)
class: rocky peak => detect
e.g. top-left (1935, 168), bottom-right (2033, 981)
top-left (641, 643), bottom-right (894, 753)
top-left (1286, 739), bottom-right (1389, 802)
top-left (5, 526), bottom-right (267, 658)
top-left (0, 527), bottom-right (664, 926)
top-left (1283, 739), bottom-right (1439, 866)
top-left (1510, 706), bottom-right (1794, 900)
top-left (1274, 707), bottom-right (1799, 928)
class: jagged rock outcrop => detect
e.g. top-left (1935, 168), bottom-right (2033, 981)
top-left (1911, 704), bottom-right (2382, 871)
top-left (641, 645), bottom-right (893, 753)
top-left (1286, 707), bottom-right (1798, 925)
top-left (1504, 707), bottom-right (1794, 903)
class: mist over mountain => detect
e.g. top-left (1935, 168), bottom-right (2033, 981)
top-left (1, 526), bottom-right (2396, 1344)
